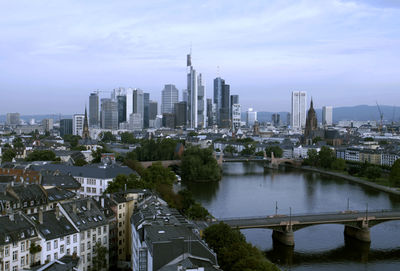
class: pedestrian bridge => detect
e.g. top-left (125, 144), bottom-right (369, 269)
top-left (215, 209), bottom-right (400, 246)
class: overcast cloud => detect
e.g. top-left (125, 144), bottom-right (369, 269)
top-left (0, 0), bottom-right (399, 114)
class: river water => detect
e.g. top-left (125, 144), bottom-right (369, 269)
top-left (183, 162), bottom-right (400, 271)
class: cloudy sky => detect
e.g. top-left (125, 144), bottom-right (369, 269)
top-left (1, 0), bottom-right (399, 114)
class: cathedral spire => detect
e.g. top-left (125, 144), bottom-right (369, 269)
top-left (82, 106), bottom-right (90, 140)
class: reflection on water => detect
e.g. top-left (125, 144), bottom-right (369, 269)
top-left (185, 162), bottom-right (400, 271)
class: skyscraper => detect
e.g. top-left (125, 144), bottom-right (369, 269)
top-left (322, 106), bottom-right (333, 126)
top-left (214, 77), bottom-right (230, 128)
top-left (161, 84), bottom-right (179, 114)
top-left (230, 95), bottom-right (239, 121)
top-left (143, 93), bottom-right (150, 128)
top-left (246, 108), bottom-right (257, 127)
top-left (272, 113), bottom-right (281, 127)
top-left (182, 89), bottom-right (188, 103)
top-left (291, 91), bottom-right (307, 129)
top-left (133, 89), bottom-right (144, 128)
top-left (232, 104), bottom-right (241, 130)
top-left (117, 95), bottom-right (127, 125)
top-left (60, 119), bottom-right (73, 137)
top-left (6, 113), bottom-right (20, 126)
top-left (175, 101), bottom-right (187, 128)
top-left (187, 53), bottom-right (198, 128)
top-left (197, 74), bottom-right (206, 128)
top-left (206, 98), bottom-right (213, 127)
top-left (73, 114), bottom-right (84, 136)
top-left (149, 101), bottom-right (158, 121)
top-left (126, 88), bottom-right (133, 123)
top-left (101, 98), bottom-right (118, 130)
top-left (89, 92), bottom-right (99, 127)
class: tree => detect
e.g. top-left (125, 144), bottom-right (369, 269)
top-left (26, 150), bottom-right (57, 161)
top-left (92, 242), bottom-right (108, 271)
top-left (141, 162), bottom-right (176, 188)
top-left (318, 146), bottom-right (336, 169)
top-left (187, 203), bottom-right (210, 220)
top-left (74, 158), bottom-right (88, 167)
top-left (365, 166), bottom-right (381, 180)
top-left (331, 158), bottom-right (346, 171)
top-left (101, 131), bottom-right (116, 142)
top-left (265, 146), bottom-right (283, 158)
top-left (120, 132), bottom-right (137, 144)
top-left (104, 174), bottom-right (143, 193)
top-left (12, 137), bottom-right (24, 148)
top-left (240, 144), bottom-right (256, 156)
top-left (223, 145), bottom-right (237, 156)
top-left (303, 149), bottom-right (319, 166)
top-left (181, 147), bottom-right (221, 182)
top-left (389, 159), bottom-right (400, 187)
top-left (312, 136), bottom-right (323, 144)
top-left (1, 149), bottom-right (16, 162)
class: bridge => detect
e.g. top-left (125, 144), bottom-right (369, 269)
top-left (215, 209), bottom-right (400, 246)
top-left (219, 152), bottom-right (302, 167)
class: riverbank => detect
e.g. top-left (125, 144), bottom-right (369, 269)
top-left (301, 166), bottom-right (400, 196)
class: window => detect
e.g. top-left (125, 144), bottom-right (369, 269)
top-left (46, 255), bottom-right (50, 262)
top-left (103, 226), bottom-right (107, 233)
top-left (67, 236), bottom-right (70, 245)
top-left (12, 251), bottom-right (18, 262)
top-left (60, 245), bottom-right (64, 254)
top-left (67, 248), bottom-right (70, 255)
top-left (98, 227), bottom-right (101, 235)
top-left (54, 240), bottom-right (58, 249)
top-left (12, 266), bottom-right (17, 271)
top-left (87, 231), bottom-right (90, 238)
top-left (21, 256), bottom-right (25, 266)
top-left (73, 234), bottom-right (77, 243)
top-left (47, 242), bottom-right (51, 251)
top-left (54, 252), bottom-right (58, 260)
top-left (5, 246), bottom-right (9, 256)
top-left (81, 243), bottom-right (85, 252)
top-left (92, 235), bottom-right (96, 242)
top-left (119, 205), bottom-right (122, 210)
top-left (81, 232), bottom-right (85, 240)
top-left (92, 188), bottom-right (96, 194)
top-left (103, 236), bottom-right (107, 245)
top-left (119, 222), bottom-right (122, 227)
top-left (5, 261), bottom-right (9, 271)
top-left (73, 246), bottom-right (77, 254)
top-left (87, 253), bottom-right (91, 262)
top-left (21, 242), bottom-right (25, 252)
top-left (87, 241), bottom-right (91, 250)
top-left (119, 214), bottom-right (122, 219)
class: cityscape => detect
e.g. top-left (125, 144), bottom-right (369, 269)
top-left (1, 1), bottom-right (400, 271)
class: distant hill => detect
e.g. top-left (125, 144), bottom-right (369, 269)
top-left (0, 114), bottom-right (72, 124)
top-left (241, 105), bottom-right (400, 124)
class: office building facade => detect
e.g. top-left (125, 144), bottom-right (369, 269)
top-left (60, 119), bottom-right (73, 137)
top-left (143, 92), bottom-right (150, 128)
top-left (246, 108), bottom-right (257, 127)
top-left (73, 114), bottom-right (84, 136)
top-left (291, 91), bottom-right (307, 129)
top-left (322, 106), bottom-right (333, 126)
top-left (117, 95), bottom-right (127, 125)
top-left (89, 92), bottom-right (99, 127)
top-left (6, 113), bottom-right (20, 125)
top-left (232, 104), bottom-right (241, 130)
top-left (174, 101), bottom-right (187, 128)
top-left (149, 101), bottom-right (158, 121)
top-left (161, 84), bottom-right (179, 114)
top-left (101, 98), bottom-right (118, 130)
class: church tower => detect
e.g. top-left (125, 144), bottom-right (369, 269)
top-left (82, 106), bottom-right (90, 140)
top-left (304, 98), bottom-right (318, 144)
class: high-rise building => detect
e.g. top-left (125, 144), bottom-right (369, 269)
top-left (133, 89), bottom-right (144, 123)
top-left (286, 113), bottom-right (291, 126)
top-left (291, 91), bottom-right (307, 129)
top-left (206, 98), bottom-right (213, 127)
top-left (187, 53), bottom-right (198, 129)
top-left (117, 95), bottom-right (127, 125)
top-left (322, 106), bottom-right (333, 126)
top-left (272, 113), bottom-right (281, 127)
top-left (162, 113), bottom-right (175, 129)
top-left (60, 119), bottom-right (73, 137)
top-left (174, 102), bottom-right (187, 128)
top-left (6, 113), bottom-right (20, 125)
top-left (230, 95), bottom-right (239, 121)
top-left (73, 114), bottom-right (84, 136)
top-left (89, 92), bottom-right (99, 127)
top-left (197, 74), bottom-right (206, 128)
top-left (149, 101), bottom-right (158, 121)
top-left (126, 88), bottom-right (133, 122)
top-left (42, 118), bottom-right (54, 131)
top-left (161, 84), bottom-right (179, 114)
top-left (246, 108), bottom-right (257, 127)
top-left (112, 87), bottom-right (125, 100)
top-left (101, 98), bottom-right (118, 130)
top-left (214, 77), bottom-right (230, 128)
top-left (143, 93), bottom-right (150, 128)
top-left (182, 89), bottom-right (188, 103)
top-left (232, 104), bottom-right (241, 130)
top-left (129, 113), bottom-right (143, 130)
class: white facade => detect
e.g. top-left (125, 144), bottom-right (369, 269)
top-left (161, 84), bottom-right (179, 114)
top-left (126, 88), bottom-right (133, 123)
top-left (74, 176), bottom-right (113, 197)
top-left (39, 232), bottom-right (78, 264)
top-left (129, 113), bottom-right (143, 130)
top-left (232, 104), bottom-right (241, 130)
top-left (291, 91), bottom-right (307, 129)
top-left (246, 108), bottom-right (257, 127)
top-left (322, 106), bottom-right (333, 126)
top-left (73, 114), bottom-right (84, 136)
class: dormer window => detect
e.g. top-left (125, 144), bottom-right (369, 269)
top-left (5, 236), bottom-right (10, 242)
top-left (21, 232), bottom-right (25, 238)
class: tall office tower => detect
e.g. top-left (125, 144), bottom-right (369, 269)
top-left (117, 95), bottom-right (127, 125)
top-left (291, 91), bottom-right (307, 129)
top-left (175, 101), bottom-right (187, 128)
top-left (126, 88), bottom-right (133, 122)
top-left (232, 104), bottom-right (241, 130)
top-left (161, 84), bottom-right (179, 114)
top-left (60, 119), bottom-right (73, 137)
top-left (73, 114), bottom-right (84, 136)
top-left (214, 77), bottom-right (230, 128)
top-left (206, 98), bottom-right (213, 127)
top-left (272, 113), bottom-right (281, 127)
top-left (230, 95), bottom-right (239, 121)
top-left (129, 113), bottom-right (143, 130)
top-left (187, 53), bottom-right (198, 128)
top-left (322, 106), bottom-right (333, 126)
top-left (162, 113), bottom-right (175, 128)
top-left (101, 98), bottom-right (118, 130)
top-left (197, 74), bottom-right (206, 128)
top-left (112, 87), bottom-right (125, 100)
top-left (143, 93), bottom-right (150, 128)
top-left (286, 113), bottom-right (291, 126)
top-left (6, 113), bottom-right (20, 125)
top-left (89, 92), bottom-right (99, 127)
top-left (246, 108), bottom-right (257, 127)
top-left (132, 89), bottom-right (144, 128)
top-left (42, 118), bottom-right (54, 131)
top-left (149, 101), bottom-right (158, 121)
top-left (182, 89), bottom-right (188, 103)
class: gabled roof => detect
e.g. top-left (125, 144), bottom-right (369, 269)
top-left (0, 214), bottom-right (37, 245)
top-left (45, 187), bottom-right (76, 202)
top-left (41, 172), bottom-right (81, 189)
top-left (29, 210), bottom-right (78, 240)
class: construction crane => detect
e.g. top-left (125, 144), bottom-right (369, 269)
top-left (376, 101), bottom-right (384, 134)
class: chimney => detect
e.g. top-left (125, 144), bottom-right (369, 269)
top-left (87, 200), bottom-right (91, 211)
top-left (55, 206), bottom-right (60, 220)
top-left (38, 208), bottom-right (43, 224)
top-left (101, 198), bottom-right (105, 208)
top-left (72, 203), bottom-right (77, 214)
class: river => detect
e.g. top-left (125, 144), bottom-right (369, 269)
top-left (183, 162), bottom-right (400, 271)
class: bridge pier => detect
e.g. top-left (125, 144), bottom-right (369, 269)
top-left (272, 230), bottom-right (294, 246)
top-left (344, 226), bottom-right (371, 243)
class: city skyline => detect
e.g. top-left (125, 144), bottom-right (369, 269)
top-left (1, 0), bottom-right (400, 114)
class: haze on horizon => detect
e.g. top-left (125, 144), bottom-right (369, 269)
top-left (1, 0), bottom-right (400, 115)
